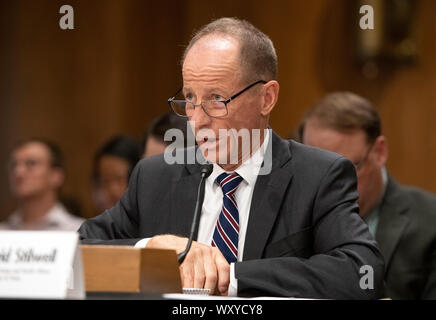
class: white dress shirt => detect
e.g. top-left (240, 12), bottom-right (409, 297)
top-left (363, 167), bottom-right (388, 237)
top-left (0, 202), bottom-right (85, 231)
top-left (136, 130), bottom-right (270, 296)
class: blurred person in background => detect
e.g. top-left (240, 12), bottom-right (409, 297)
top-left (92, 135), bottom-right (141, 213)
top-left (297, 92), bottom-right (436, 299)
top-left (0, 138), bottom-right (84, 231)
top-left (141, 112), bottom-right (189, 158)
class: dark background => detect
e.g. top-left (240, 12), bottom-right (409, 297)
top-left (1, 0), bottom-right (435, 219)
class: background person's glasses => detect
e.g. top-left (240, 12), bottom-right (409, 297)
top-left (7, 159), bottom-right (48, 172)
top-left (353, 142), bottom-right (375, 171)
top-left (168, 80), bottom-right (267, 118)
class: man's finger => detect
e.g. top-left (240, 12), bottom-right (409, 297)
top-left (180, 259), bottom-right (194, 289)
top-left (213, 248), bottom-right (230, 294)
top-left (202, 247), bottom-right (218, 293)
top-left (193, 248), bottom-right (206, 288)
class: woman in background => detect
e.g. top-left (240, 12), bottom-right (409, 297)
top-left (92, 135), bottom-right (141, 214)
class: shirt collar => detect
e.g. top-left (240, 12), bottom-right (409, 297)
top-left (363, 166), bottom-right (388, 221)
top-left (8, 202), bottom-right (67, 229)
top-left (208, 129), bottom-right (270, 186)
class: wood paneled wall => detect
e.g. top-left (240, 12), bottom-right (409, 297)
top-left (1, 0), bottom-right (435, 219)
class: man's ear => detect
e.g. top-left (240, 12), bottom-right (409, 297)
top-left (373, 135), bottom-right (389, 166)
top-left (260, 80), bottom-right (279, 117)
top-left (50, 168), bottom-right (65, 189)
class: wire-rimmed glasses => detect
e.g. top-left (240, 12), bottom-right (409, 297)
top-left (168, 80), bottom-right (267, 118)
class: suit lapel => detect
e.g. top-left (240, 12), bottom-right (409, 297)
top-left (170, 132), bottom-right (294, 256)
top-left (243, 131), bottom-right (294, 260)
top-left (376, 178), bottom-right (410, 269)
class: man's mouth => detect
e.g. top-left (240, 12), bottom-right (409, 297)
top-left (198, 136), bottom-right (217, 146)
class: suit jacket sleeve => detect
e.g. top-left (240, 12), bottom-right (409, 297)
top-left (78, 163), bottom-right (143, 246)
top-left (422, 251), bottom-right (436, 298)
top-left (235, 157), bottom-right (385, 299)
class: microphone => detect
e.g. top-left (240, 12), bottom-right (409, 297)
top-left (177, 163), bottom-right (214, 264)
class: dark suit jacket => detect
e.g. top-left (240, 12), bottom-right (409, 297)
top-left (79, 131), bottom-right (385, 299)
top-left (377, 178), bottom-right (436, 299)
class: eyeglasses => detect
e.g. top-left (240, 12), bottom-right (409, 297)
top-left (353, 142), bottom-right (375, 171)
top-left (7, 159), bottom-right (48, 172)
top-left (168, 80), bottom-right (267, 118)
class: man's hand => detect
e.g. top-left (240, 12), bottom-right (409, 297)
top-left (147, 234), bottom-right (230, 295)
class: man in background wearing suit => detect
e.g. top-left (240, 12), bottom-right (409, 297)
top-left (298, 91), bottom-right (436, 299)
top-left (79, 18), bottom-right (384, 299)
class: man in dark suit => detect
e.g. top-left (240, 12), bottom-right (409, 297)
top-left (79, 18), bottom-right (384, 299)
top-left (298, 91), bottom-right (436, 299)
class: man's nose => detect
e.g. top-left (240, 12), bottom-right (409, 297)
top-left (11, 162), bottom-right (26, 176)
top-left (189, 103), bottom-right (211, 128)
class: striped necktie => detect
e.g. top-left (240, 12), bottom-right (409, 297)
top-left (211, 172), bottom-right (244, 263)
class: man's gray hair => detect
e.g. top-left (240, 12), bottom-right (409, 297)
top-left (182, 17), bottom-right (278, 83)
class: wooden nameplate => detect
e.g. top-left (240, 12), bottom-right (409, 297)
top-left (80, 245), bottom-right (182, 294)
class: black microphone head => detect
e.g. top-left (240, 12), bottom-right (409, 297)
top-left (200, 163), bottom-right (214, 178)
